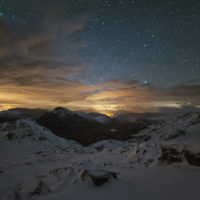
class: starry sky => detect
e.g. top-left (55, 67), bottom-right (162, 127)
top-left (0, 0), bottom-right (199, 114)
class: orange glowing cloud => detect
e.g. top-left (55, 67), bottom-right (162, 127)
top-left (0, 78), bottom-right (199, 114)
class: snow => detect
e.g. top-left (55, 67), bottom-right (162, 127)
top-left (0, 109), bottom-right (200, 199)
top-left (74, 111), bottom-right (93, 120)
top-left (50, 107), bottom-right (112, 124)
top-left (93, 116), bottom-right (111, 124)
top-left (51, 107), bottom-right (73, 117)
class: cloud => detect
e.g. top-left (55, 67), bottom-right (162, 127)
top-left (0, 0), bottom-right (91, 96)
top-left (1, 77), bottom-right (199, 114)
top-left (0, 0), bottom-right (90, 82)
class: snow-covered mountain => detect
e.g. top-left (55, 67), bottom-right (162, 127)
top-left (37, 107), bottom-right (115, 146)
top-left (88, 112), bottom-right (113, 124)
top-left (37, 107), bottom-right (150, 146)
top-left (50, 107), bottom-right (112, 124)
top-left (0, 108), bottom-right (200, 200)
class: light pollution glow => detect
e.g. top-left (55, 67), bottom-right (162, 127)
top-left (0, 80), bottom-right (199, 115)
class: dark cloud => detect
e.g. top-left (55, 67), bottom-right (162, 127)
top-left (0, 0), bottom-right (90, 85)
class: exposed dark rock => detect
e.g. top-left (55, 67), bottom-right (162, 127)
top-left (184, 150), bottom-right (200, 166)
top-left (159, 147), bottom-right (182, 164)
top-left (144, 159), bottom-right (154, 167)
top-left (6, 133), bottom-right (16, 140)
top-left (21, 133), bottom-right (33, 139)
top-left (162, 129), bottom-right (186, 140)
top-left (32, 181), bottom-right (51, 196)
top-left (39, 136), bottom-right (47, 141)
top-left (95, 145), bottom-right (104, 151)
top-left (49, 167), bottom-right (69, 176)
top-left (181, 111), bottom-right (200, 125)
top-left (36, 151), bottom-right (43, 155)
top-left (81, 169), bottom-right (117, 186)
top-left (130, 134), bottom-right (152, 142)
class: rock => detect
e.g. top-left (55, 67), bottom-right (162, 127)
top-left (38, 136), bottom-right (47, 141)
top-left (95, 145), bottom-right (104, 151)
top-left (129, 135), bottom-right (152, 142)
top-left (45, 167), bottom-right (76, 193)
top-left (159, 147), bottom-right (182, 164)
top-left (81, 169), bottom-right (118, 186)
top-left (184, 150), bottom-right (200, 166)
top-left (6, 133), bottom-right (16, 140)
top-left (162, 129), bottom-right (186, 140)
top-left (31, 181), bottom-right (51, 196)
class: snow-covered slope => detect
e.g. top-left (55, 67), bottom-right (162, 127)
top-left (0, 109), bottom-right (200, 200)
top-left (50, 107), bottom-right (112, 124)
top-left (88, 112), bottom-right (113, 124)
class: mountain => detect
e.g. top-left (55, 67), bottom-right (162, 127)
top-left (8, 108), bottom-right (48, 119)
top-left (37, 107), bottom-right (151, 146)
top-left (88, 112), bottom-right (114, 124)
top-left (114, 112), bottom-right (163, 122)
top-left (37, 107), bottom-right (112, 146)
top-left (0, 109), bottom-right (200, 200)
top-left (0, 107), bottom-right (152, 146)
top-left (0, 110), bottom-right (25, 123)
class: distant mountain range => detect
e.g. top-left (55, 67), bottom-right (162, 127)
top-left (1, 107), bottom-right (158, 145)
top-left (113, 112), bottom-right (163, 122)
top-left (8, 108), bottom-right (48, 119)
top-left (37, 107), bottom-right (155, 145)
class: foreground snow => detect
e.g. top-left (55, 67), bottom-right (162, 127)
top-left (0, 109), bottom-right (200, 200)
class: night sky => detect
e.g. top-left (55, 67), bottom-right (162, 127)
top-left (0, 0), bottom-right (199, 114)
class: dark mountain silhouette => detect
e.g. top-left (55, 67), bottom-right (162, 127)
top-left (0, 111), bottom-right (24, 123)
top-left (0, 107), bottom-right (157, 146)
top-left (37, 107), bottom-right (152, 146)
top-left (8, 108), bottom-right (48, 119)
